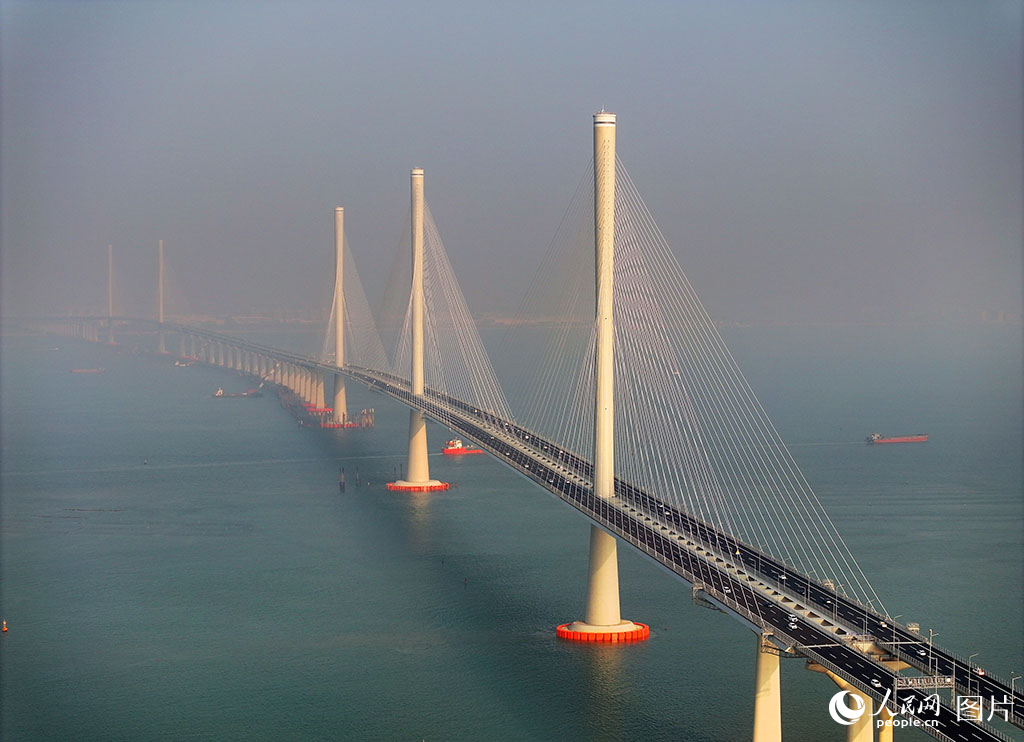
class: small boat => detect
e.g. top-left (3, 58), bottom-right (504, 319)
top-left (866, 433), bottom-right (928, 444)
top-left (442, 439), bottom-right (483, 455)
top-left (174, 359), bottom-right (195, 367)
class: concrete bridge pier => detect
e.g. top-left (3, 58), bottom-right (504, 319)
top-left (753, 634), bottom-right (782, 742)
top-left (807, 662), bottom-right (874, 742)
top-left (878, 705), bottom-right (895, 742)
top-left (315, 373), bottom-right (326, 411)
top-left (332, 374), bottom-right (347, 423)
top-left (303, 368), bottom-right (314, 405)
top-left (303, 368), bottom-right (313, 404)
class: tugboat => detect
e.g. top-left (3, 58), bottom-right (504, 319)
top-left (442, 439), bottom-right (483, 455)
top-left (866, 432), bottom-right (928, 444)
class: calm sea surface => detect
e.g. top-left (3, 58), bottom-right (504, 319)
top-left (1, 324), bottom-right (1020, 741)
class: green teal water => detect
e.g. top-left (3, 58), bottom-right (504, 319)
top-left (1, 325), bottom-right (1020, 741)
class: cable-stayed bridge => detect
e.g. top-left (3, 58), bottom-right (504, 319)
top-left (27, 113), bottom-right (1022, 742)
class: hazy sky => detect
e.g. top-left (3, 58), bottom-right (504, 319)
top-left (2, 0), bottom-right (1021, 324)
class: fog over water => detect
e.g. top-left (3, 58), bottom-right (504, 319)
top-left (2, 1), bottom-right (1021, 326)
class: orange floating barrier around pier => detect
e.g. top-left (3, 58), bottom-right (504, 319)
top-left (385, 481), bottom-right (451, 492)
top-left (555, 622), bottom-right (650, 643)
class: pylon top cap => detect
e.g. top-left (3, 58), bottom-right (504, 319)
top-left (594, 111), bottom-right (616, 126)
top-left (411, 168), bottom-right (424, 176)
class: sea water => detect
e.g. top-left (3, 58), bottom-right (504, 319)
top-left (1, 324), bottom-right (1020, 741)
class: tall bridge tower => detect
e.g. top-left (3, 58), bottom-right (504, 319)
top-left (387, 168), bottom-right (450, 492)
top-left (558, 112), bottom-right (648, 642)
top-left (106, 244), bottom-right (116, 344)
top-left (332, 206), bottom-right (348, 424)
top-left (156, 239), bottom-right (167, 354)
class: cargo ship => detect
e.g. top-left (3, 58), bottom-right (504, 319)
top-left (442, 439), bottom-right (483, 455)
top-left (866, 433), bottom-right (928, 444)
top-left (212, 387), bottom-right (263, 398)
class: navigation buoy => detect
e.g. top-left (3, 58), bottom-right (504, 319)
top-left (2, 619), bottom-right (7, 632)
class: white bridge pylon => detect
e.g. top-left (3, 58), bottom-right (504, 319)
top-left (321, 206), bottom-right (389, 425)
top-left (385, 168), bottom-right (511, 491)
top-left (557, 112), bottom-right (649, 643)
